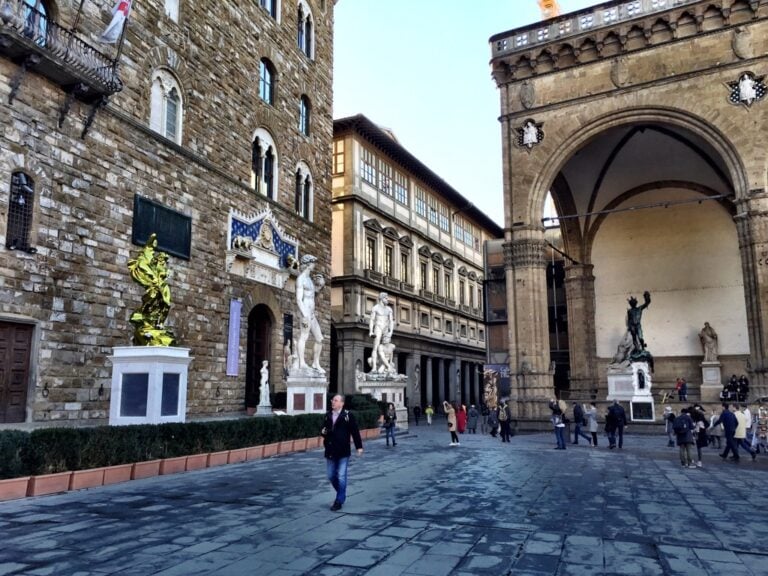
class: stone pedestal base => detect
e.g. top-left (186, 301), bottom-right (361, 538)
top-left (108, 346), bottom-right (193, 426)
top-left (356, 371), bottom-right (408, 431)
top-left (700, 362), bottom-right (723, 402)
top-left (255, 405), bottom-right (273, 417)
top-left (607, 361), bottom-right (654, 421)
top-left (286, 374), bottom-right (327, 415)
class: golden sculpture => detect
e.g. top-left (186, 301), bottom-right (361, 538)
top-left (128, 233), bottom-right (176, 346)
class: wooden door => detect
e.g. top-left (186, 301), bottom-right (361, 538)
top-left (0, 322), bottom-right (32, 423)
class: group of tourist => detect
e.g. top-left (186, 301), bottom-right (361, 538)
top-left (720, 374), bottom-right (750, 403)
top-left (547, 399), bottom-right (623, 449)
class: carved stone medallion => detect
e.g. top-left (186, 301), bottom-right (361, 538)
top-left (727, 71), bottom-right (766, 108)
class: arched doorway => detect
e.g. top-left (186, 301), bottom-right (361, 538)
top-left (246, 304), bottom-right (273, 410)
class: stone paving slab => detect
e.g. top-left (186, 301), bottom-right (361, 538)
top-left (0, 422), bottom-right (767, 575)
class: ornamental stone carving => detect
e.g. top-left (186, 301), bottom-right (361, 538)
top-left (504, 240), bottom-right (547, 269)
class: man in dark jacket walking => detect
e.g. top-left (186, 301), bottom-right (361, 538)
top-left (713, 403), bottom-right (740, 462)
top-left (321, 394), bottom-right (364, 511)
top-left (572, 402), bottom-right (591, 445)
top-left (607, 400), bottom-right (627, 449)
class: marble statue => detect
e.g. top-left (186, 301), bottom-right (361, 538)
top-left (523, 121), bottom-right (538, 146)
top-left (295, 254), bottom-right (325, 373)
top-left (127, 233), bottom-right (176, 346)
top-left (699, 322), bottom-right (719, 362)
top-left (739, 73), bottom-right (757, 104)
top-left (259, 360), bottom-right (270, 405)
top-left (369, 292), bottom-right (395, 373)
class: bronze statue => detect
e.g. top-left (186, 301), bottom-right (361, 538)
top-left (128, 233), bottom-right (176, 346)
top-left (627, 291), bottom-right (651, 357)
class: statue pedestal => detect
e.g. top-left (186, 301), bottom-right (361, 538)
top-left (108, 346), bottom-right (193, 426)
top-left (607, 361), bottom-right (655, 421)
top-left (700, 361), bottom-right (723, 402)
top-left (286, 369), bottom-right (327, 415)
top-left (356, 371), bottom-right (409, 431)
top-left (255, 403), bottom-right (273, 417)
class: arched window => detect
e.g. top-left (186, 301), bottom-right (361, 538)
top-left (297, 0), bottom-right (314, 58)
top-left (164, 0), bottom-right (179, 21)
top-left (259, 59), bottom-right (275, 105)
top-left (294, 163), bottom-right (313, 221)
top-left (251, 129), bottom-right (279, 201)
top-left (6, 171), bottom-right (35, 253)
top-left (23, 0), bottom-right (48, 46)
top-left (149, 69), bottom-right (183, 143)
top-left (260, 0), bottom-right (279, 19)
top-left (299, 95), bottom-right (311, 136)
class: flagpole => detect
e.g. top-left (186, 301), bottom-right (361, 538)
top-left (64, 0), bottom-right (87, 59)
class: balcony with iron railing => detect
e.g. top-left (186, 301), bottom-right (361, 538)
top-left (0, 0), bottom-right (123, 105)
top-left (490, 0), bottom-right (701, 57)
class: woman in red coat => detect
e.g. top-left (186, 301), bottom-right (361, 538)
top-left (457, 404), bottom-right (467, 434)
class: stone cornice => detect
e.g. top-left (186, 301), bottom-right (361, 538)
top-left (504, 240), bottom-right (548, 269)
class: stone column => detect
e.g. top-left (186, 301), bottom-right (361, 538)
top-left (438, 358), bottom-right (446, 404)
top-left (564, 263), bottom-right (598, 400)
top-left (425, 355), bottom-right (433, 406)
top-left (406, 352), bottom-right (421, 408)
top-left (505, 232), bottom-right (555, 418)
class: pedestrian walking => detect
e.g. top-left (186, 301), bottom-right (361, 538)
top-left (444, 400), bottom-right (460, 446)
top-left (498, 400), bottom-right (512, 442)
top-left (572, 402), bottom-right (591, 445)
top-left (548, 399), bottom-right (566, 450)
top-left (425, 404), bottom-right (434, 425)
top-left (690, 404), bottom-right (709, 468)
top-left (487, 407), bottom-right (499, 438)
top-left (467, 404), bottom-right (479, 434)
top-left (585, 402), bottom-right (598, 447)
top-left (708, 411), bottom-right (723, 449)
top-left (383, 402), bottom-right (397, 447)
top-left (457, 404), bottom-right (467, 434)
top-left (713, 403), bottom-right (740, 462)
top-left (413, 405), bottom-right (421, 426)
top-left (672, 408), bottom-right (695, 468)
top-left (735, 404), bottom-right (757, 460)
top-left (480, 404), bottom-right (490, 434)
top-left (663, 406), bottom-right (676, 447)
top-left (321, 394), bottom-right (363, 512)
top-left (606, 400), bottom-right (627, 449)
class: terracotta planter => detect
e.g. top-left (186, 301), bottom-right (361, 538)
top-left (207, 451), bottom-right (229, 468)
top-left (0, 476), bottom-right (30, 501)
top-left (160, 457), bottom-right (188, 476)
top-left (246, 446), bottom-right (264, 460)
top-left (69, 468), bottom-right (105, 491)
top-left (312, 436), bottom-right (324, 449)
top-left (131, 459), bottom-right (161, 480)
top-left (228, 448), bottom-right (248, 464)
top-left (185, 454), bottom-right (207, 471)
top-left (293, 438), bottom-right (308, 452)
top-left (278, 440), bottom-right (295, 454)
top-left (262, 442), bottom-right (280, 457)
top-left (103, 464), bottom-right (133, 486)
top-left (27, 472), bottom-right (72, 497)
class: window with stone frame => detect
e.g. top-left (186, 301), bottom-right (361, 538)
top-left (459, 279), bottom-right (465, 305)
top-left (427, 195), bottom-right (439, 226)
top-left (400, 250), bottom-right (409, 283)
top-left (415, 185), bottom-right (427, 217)
top-left (22, 0), bottom-right (49, 46)
top-left (149, 69), bottom-right (183, 143)
top-left (378, 160), bottom-right (393, 196)
top-left (469, 282), bottom-right (475, 307)
top-left (419, 260), bottom-right (427, 290)
top-left (6, 171), bottom-right (36, 253)
top-left (420, 313), bottom-right (429, 328)
top-left (299, 94), bottom-right (311, 136)
top-left (477, 285), bottom-right (483, 311)
top-left (294, 164), bottom-right (313, 220)
top-left (260, 0), bottom-right (278, 19)
top-left (332, 139), bottom-right (345, 174)
top-left (251, 130), bottom-right (278, 200)
top-left (164, 0), bottom-right (179, 21)
top-left (438, 203), bottom-right (450, 232)
top-left (432, 266), bottom-right (440, 295)
top-left (445, 319), bottom-right (453, 334)
top-left (383, 244), bottom-right (393, 277)
top-left (361, 147), bottom-right (377, 186)
top-left (444, 271), bottom-right (453, 300)
top-left (365, 236), bottom-right (377, 270)
top-left (259, 58), bottom-right (276, 105)
top-left (297, 0), bottom-right (314, 58)
top-left (393, 170), bottom-right (407, 205)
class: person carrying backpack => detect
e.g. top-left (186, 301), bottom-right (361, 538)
top-left (672, 408), bottom-right (695, 468)
top-left (498, 401), bottom-right (512, 443)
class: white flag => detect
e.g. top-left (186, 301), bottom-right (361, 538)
top-left (99, 0), bottom-right (132, 44)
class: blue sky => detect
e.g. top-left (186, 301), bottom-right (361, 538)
top-left (333, 0), bottom-right (599, 226)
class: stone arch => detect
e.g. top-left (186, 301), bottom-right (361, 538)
top-left (528, 107), bottom-right (749, 227)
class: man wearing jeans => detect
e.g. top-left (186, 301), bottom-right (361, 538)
top-left (321, 394), bottom-right (363, 511)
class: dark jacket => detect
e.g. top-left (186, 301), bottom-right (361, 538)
top-left (573, 404), bottom-right (585, 426)
top-left (691, 408), bottom-right (710, 448)
top-left (673, 413), bottom-right (694, 445)
top-left (607, 403), bottom-right (627, 428)
top-left (713, 409), bottom-right (738, 436)
top-left (322, 409), bottom-right (363, 460)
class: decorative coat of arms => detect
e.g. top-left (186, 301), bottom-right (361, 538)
top-left (516, 119), bottom-right (544, 150)
top-left (727, 72), bottom-right (766, 108)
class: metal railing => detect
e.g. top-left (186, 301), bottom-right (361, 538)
top-left (0, 0), bottom-right (122, 94)
top-left (491, 0), bottom-right (701, 57)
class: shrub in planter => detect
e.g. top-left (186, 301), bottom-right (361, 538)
top-left (22, 428), bottom-right (87, 475)
top-left (0, 430), bottom-right (32, 479)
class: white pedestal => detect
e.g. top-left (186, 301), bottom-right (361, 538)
top-left (108, 346), bottom-right (193, 426)
top-left (286, 374), bottom-right (327, 415)
top-left (700, 361), bottom-right (723, 403)
top-left (607, 361), bottom-right (655, 421)
top-left (355, 372), bottom-right (408, 431)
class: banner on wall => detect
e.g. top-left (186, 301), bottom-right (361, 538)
top-left (483, 364), bottom-right (511, 408)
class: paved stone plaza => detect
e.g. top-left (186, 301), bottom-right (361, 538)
top-left (0, 420), bottom-right (766, 576)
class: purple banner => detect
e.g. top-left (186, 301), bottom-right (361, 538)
top-left (226, 299), bottom-right (242, 376)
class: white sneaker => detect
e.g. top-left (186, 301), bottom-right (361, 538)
top-left (696, 462), bottom-right (703, 468)
top-left (449, 442), bottom-right (456, 446)
top-left (455, 442), bottom-right (460, 446)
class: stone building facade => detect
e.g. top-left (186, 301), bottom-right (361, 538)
top-left (490, 0), bottom-right (768, 418)
top-left (331, 114), bottom-right (503, 410)
top-left (0, 0), bottom-right (334, 424)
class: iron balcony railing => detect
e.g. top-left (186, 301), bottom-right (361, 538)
top-left (0, 0), bottom-right (123, 100)
top-left (491, 0), bottom-right (701, 57)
